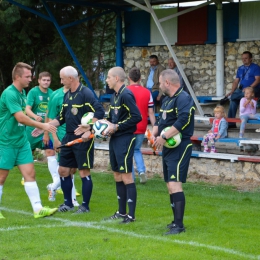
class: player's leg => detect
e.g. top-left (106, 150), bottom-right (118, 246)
top-left (0, 169), bottom-right (9, 219)
top-left (46, 148), bottom-right (60, 189)
top-left (114, 135), bottom-right (136, 224)
top-left (70, 169), bottom-right (79, 207)
top-left (73, 140), bottom-right (94, 213)
top-left (104, 136), bottom-right (127, 220)
top-left (164, 141), bottom-right (192, 235)
top-left (58, 136), bottom-right (78, 212)
top-left (17, 142), bottom-right (57, 218)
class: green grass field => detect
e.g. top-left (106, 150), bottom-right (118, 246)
top-left (0, 163), bottom-right (260, 260)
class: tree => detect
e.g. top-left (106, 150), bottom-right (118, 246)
top-left (0, 0), bottom-right (116, 94)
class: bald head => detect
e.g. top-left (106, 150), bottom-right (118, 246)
top-left (60, 66), bottom-right (78, 78)
top-left (109, 67), bottom-right (126, 82)
top-left (160, 69), bottom-right (180, 85)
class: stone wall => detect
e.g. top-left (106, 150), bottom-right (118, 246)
top-left (124, 41), bottom-right (260, 96)
top-left (94, 149), bottom-right (260, 183)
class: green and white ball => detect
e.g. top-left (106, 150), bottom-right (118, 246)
top-left (160, 127), bottom-right (182, 148)
top-left (81, 112), bottom-right (94, 125)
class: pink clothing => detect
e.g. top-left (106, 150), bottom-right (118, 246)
top-left (239, 97), bottom-right (257, 116)
top-left (213, 119), bottom-right (220, 133)
top-left (127, 84), bottom-right (154, 134)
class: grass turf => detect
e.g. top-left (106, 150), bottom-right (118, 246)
top-left (0, 163), bottom-right (259, 260)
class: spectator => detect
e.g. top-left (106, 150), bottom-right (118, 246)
top-left (203, 106), bottom-right (228, 153)
top-left (168, 57), bottom-right (189, 94)
top-left (144, 55), bottom-right (165, 107)
top-left (127, 67), bottom-right (156, 184)
top-left (226, 51), bottom-right (260, 128)
top-left (239, 87), bottom-right (260, 137)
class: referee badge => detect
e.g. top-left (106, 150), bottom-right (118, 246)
top-left (71, 107), bottom-right (78, 115)
top-left (162, 110), bottom-right (167, 120)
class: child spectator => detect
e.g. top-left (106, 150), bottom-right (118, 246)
top-left (203, 105), bottom-right (228, 153)
top-left (239, 87), bottom-right (260, 137)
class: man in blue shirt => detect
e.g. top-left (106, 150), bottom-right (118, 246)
top-left (226, 51), bottom-right (260, 128)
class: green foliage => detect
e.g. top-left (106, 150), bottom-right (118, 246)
top-left (0, 164), bottom-right (260, 260)
top-left (0, 1), bottom-right (116, 93)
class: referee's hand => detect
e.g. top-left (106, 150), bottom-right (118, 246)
top-left (74, 124), bottom-right (91, 136)
top-left (154, 136), bottom-right (166, 150)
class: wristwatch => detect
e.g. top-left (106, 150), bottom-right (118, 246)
top-left (161, 134), bottom-right (167, 140)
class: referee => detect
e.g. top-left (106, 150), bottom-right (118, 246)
top-left (103, 67), bottom-right (142, 223)
top-left (49, 66), bottom-right (105, 213)
top-left (153, 69), bottom-right (195, 234)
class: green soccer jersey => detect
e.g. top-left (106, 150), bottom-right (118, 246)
top-left (48, 87), bottom-right (66, 141)
top-left (0, 85), bottom-right (28, 148)
top-left (26, 86), bottom-right (53, 149)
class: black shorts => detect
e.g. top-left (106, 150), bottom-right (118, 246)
top-left (59, 134), bottom-right (94, 170)
top-left (109, 134), bottom-right (135, 173)
top-left (162, 139), bottom-right (192, 183)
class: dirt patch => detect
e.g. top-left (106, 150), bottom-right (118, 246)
top-left (187, 172), bottom-right (260, 192)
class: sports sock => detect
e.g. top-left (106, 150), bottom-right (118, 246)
top-left (171, 192), bottom-right (185, 228)
top-left (116, 181), bottom-right (127, 215)
top-left (60, 176), bottom-right (73, 207)
top-left (24, 181), bottom-right (43, 212)
top-left (0, 185), bottom-right (3, 204)
top-left (71, 175), bottom-right (76, 201)
top-left (47, 156), bottom-right (60, 185)
top-left (126, 183), bottom-right (137, 219)
top-left (81, 175), bottom-right (93, 210)
top-left (170, 194), bottom-right (175, 222)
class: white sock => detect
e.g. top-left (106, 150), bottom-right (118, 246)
top-left (24, 181), bottom-right (43, 212)
top-left (71, 176), bottom-right (76, 201)
top-left (0, 185), bottom-right (3, 204)
top-left (47, 156), bottom-right (60, 187)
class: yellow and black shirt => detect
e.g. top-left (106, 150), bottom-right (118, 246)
top-left (157, 87), bottom-right (195, 140)
top-left (57, 84), bottom-right (105, 134)
top-left (107, 85), bottom-right (142, 137)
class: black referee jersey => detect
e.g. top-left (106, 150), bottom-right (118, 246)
top-left (56, 84), bottom-right (105, 134)
top-left (156, 87), bottom-right (195, 140)
top-left (107, 85), bottom-right (142, 137)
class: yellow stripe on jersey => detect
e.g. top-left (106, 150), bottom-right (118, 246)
top-left (181, 106), bottom-right (195, 130)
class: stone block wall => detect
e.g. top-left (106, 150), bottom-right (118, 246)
top-left (94, 149), bottom-right (260, 183)
top-left (124, 41), bottom-right (260, 96)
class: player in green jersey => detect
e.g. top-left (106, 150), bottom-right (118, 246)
top-left (0, 62), bottom-right (57, 219)
top-left (22, 72), bottom-right (59, 192)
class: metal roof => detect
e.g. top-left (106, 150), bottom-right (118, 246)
top-left (46, 0), bottom-right (204, 10)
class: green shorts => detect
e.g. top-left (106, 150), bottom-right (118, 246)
top-left (0, 141), bottom-right (33, 170)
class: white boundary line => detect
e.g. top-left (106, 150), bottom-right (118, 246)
top-left (0, 207), bottom-right (259, 260)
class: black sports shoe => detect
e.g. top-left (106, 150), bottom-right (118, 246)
top-left (165, 224), bottom-right (185, 235)
top-left (104, 211), bottom-right (126, 220)
top-left (166, 221), bottom-right (174, 229)
top-left (57, 204), bottom-right (74, 212)
top-left (120, 215), bottom-right (135, 224)
top-left (73, 205), bottom-right (90, 214)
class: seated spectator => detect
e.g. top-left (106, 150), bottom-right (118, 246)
top-left (239, 87), bottom-right (260, 137)
top-left (226, 51), bottom-right (260, 128)
top-left (203, 106), bottom-right (228, 153)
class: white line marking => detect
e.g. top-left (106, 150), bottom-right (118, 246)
top-left (0, 207), bottom-right (259, 260)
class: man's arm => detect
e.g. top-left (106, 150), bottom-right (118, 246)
top-left (25, 105), bottom-right (43, 122)
top-left (250, 76), bottom-right (260, 88)
top-left (14, 111), bottom-right (56, 134)
top-left (226, 78), bottom-right (240, 97)
top-left (148, 107), bottom-right (156, 127)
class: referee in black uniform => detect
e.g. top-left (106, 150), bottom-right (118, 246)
top-left (49, 66), bottom-right (104, 213)
top-left (153, 69), bottom-right (195, 234)
top-left (103, 67), bottom-right (142, 224)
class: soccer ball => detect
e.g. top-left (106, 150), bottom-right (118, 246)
top-left (81, 112), bottom-right (94, 125)
top-left (93, 120), bottom-right (109, 139)
top-left (160, 127), bottom-right (182, 148)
